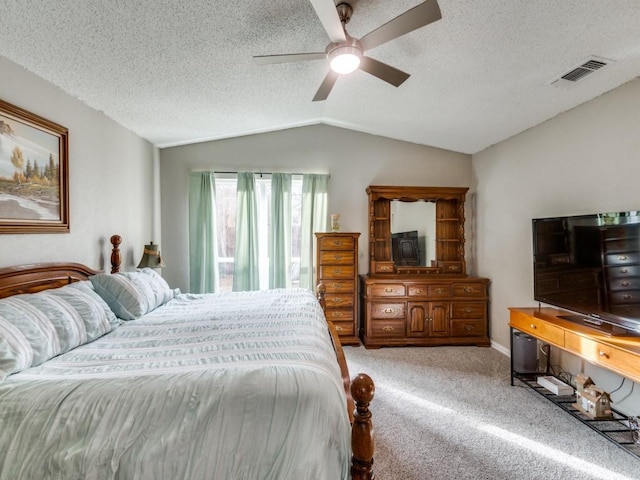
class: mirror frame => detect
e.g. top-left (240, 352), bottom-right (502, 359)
top-left (366, 185), bottom-right (469, 276)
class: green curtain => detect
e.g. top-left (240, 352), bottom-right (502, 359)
top-left (233, 172), bottom-right (260, 291)
top-left (188, 171), bottom-right (218, 293)
top-left (299, 174), bottom-right (328, 291)
top-left (269, 173), bottom-right (292, 288)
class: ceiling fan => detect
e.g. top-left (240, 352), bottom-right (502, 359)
top-left (253, 0), bottom-right (442, 101)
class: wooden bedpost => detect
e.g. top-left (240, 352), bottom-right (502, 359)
top-left (351, 373), bottom-right (375, 480)
top-left (316, 282), bottom-right (326, 312)
top-left (110, 235), bottom-right (122, 273)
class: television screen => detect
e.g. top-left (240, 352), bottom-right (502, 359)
top-left (532, 211), bottom-right (640, 335)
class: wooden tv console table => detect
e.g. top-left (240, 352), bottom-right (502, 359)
top-left (509, 307), bottom-right (640, 383)
top-left (509, 307), bottom-right (640, 458)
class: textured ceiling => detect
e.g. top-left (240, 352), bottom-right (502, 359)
top-left (1, 1), bottom-right (639, 154)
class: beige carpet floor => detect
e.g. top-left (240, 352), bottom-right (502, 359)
top-left (343, 345), bottom-right (640, 480)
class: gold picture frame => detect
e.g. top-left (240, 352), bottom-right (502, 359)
top-left (0, 98), bottom-right (69, 233)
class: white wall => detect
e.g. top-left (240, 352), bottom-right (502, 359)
top-left (0, 56), bottom-right (156, 271)
top-left (159, 124), bottom-right (472, 291)
top-left (473, 78), bottom-right (640, 414)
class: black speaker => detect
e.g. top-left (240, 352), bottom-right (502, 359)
top-left (512, 330), bottom-right (538, 373)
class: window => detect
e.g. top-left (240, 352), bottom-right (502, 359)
top-left (215, 175), bottom-right (303, 292)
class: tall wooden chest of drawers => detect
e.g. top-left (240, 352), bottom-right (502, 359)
top-left (316, 232), bottom-right (360, 345)
top-left (359, 275), bottom-right (490, 348)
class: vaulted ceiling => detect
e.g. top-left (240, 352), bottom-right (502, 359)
top-left (1, 1), bottom-right (639, 154)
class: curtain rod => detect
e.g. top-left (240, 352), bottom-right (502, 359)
top-left (191, 170), bottom-right (330, 177)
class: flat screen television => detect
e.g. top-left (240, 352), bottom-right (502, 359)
top-left (532, 211), bottom-right (640, 335)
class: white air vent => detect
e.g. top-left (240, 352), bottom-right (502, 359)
top-left (550, 56), bottom-right (613, 86)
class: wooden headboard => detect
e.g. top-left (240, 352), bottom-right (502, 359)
top-left (0, 263), bottom-right (100, 299)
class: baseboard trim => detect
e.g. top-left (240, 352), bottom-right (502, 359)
top-left (491, 340), bottom-right (510, 357)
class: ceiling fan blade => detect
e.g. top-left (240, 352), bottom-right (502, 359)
top-left (359, 56), bottom-right (410, 87)
top-left (309, 0), bottom-right (347, 43)
top-left (359, 0), bottom-right (442, 51)
top-left (254, 52), bottom-right (326, 65)
top-left (312, 70), bottom-right (339, 101)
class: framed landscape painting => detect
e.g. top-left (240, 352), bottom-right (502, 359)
top-left (0, 99), bottom-right (69, 233)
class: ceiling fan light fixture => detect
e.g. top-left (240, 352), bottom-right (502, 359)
top-left (329, 45), bottom-right (362, 74)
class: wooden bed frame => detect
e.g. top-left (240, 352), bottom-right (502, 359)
top-left (0, 235), bottom-right (375, 480)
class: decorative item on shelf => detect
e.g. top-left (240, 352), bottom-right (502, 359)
top-left (330, 214), bottom-right (341, 232)
top-left (572, 373), bottom-right (613, 419)
top-left (137, 241), bottom-right (166, 269)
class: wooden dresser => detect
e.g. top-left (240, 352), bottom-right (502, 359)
top-left (316, 232), bottom-right (360, 345)
top-left (360, 275), bottom-right (490, 348)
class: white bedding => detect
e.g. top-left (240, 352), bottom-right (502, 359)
top-left (0, 288), bottom-right (351, 480)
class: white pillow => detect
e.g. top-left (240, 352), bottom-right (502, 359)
top-left (0, 281), bottom-right (121, 381)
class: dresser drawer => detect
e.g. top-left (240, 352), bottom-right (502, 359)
top-left (606, 264), bottom-right (640, 279)
top-left (371, 302), bottom-right (406, 319)
top-left (369, 319), bottom-right (405, 338)
top-left (605, 252), bottom-right (640, 266)
top-left (509, 310), bottom-right (565, 346)
top-left (440, 262), bottom-right (463, 274)
top-left (407, 285), bottom-right (429, 296)
top-left (374, 262), bottom-right (395, 274)
top-left (608, 290), bottom-right (640, 305)
top-left (318, 236), bottom-right (355, 250)
top-left (428, 285), bottom-right (450, 298)
top-left (318, 265), bottom-right (354, 279)
top-left (452, 283), bottom-right (486, 297)
top-left (324, 308), bottom-right (354, 323)
top-left (451, 319), bottom-right (486, 337)
top-left (321, 280), bottom-right (354, 293)
top-left (325, 293), bottom-right (354, 308)
top-left (451, 302), bottom-right (485, 319)
top-left (608, 277), bottom-right (640, 291)
top-left (370, 284), bottom-right (406, 297)
top-left (565, 332), bottom-right (640, 382)
top-left (319, 250), bottom-right (354, 265)
top-left (330, 321), bottom-right (355, 337)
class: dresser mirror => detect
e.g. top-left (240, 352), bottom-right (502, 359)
top-left (366, 185), bottom-right (469, 275)
top-left (391, 200), bottom-right (436, 267)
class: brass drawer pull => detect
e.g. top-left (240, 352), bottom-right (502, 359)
top-left (622, 294), bottom-right (633, 300)
top-left (331, 298), bottom-right (344, 304)
top-left (384, 287), bottom-right (394, 293)
top-left (463, 286), bottom-right (475, 293)
top-left (599, 350), bottom-right (610, 359)
top-left (332, 282), bottom-right (344, 289)
top-left (618, 255), bottom-right (629, 261)
top-left (463, 307), bottom-right (473, 313)
top-left (620, 268), bottom-right (629, 274)
top-left (332, 240), bottom-right (343, 246)
top-left (383, 308), bottom-right (394, 314)
top-left (332, 268), bottom-right (343, 275)
top-left (333, 255), bottom-right (342, 261)
top-left (413, 288), bottom-right (423, 294)
top-left (335, 325), bottom-right (343, 332)
top-left (380, 265), bottom-right (392, 271)
top-left (332, 312), bottom-right (344, 318)
top-left (620, 281), bottom-right (631, 287)
top-left (464, 324), bottom-right (475, 331)
top-left (435, 288), bottom-right (445, 294)
top-left (382, 326), bottom-right (394, 332)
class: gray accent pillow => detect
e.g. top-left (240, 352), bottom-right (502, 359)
top-left (90, 268), bottom-right (176, 320)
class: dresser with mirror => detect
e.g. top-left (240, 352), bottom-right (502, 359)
top-left (360, 185), bottom-right (490, 348)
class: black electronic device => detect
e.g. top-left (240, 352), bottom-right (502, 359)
top-left (532, 211), bottom-right (640, 335)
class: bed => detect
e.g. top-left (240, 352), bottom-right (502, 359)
top-left (0, 237), bottom-right (374, 480)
